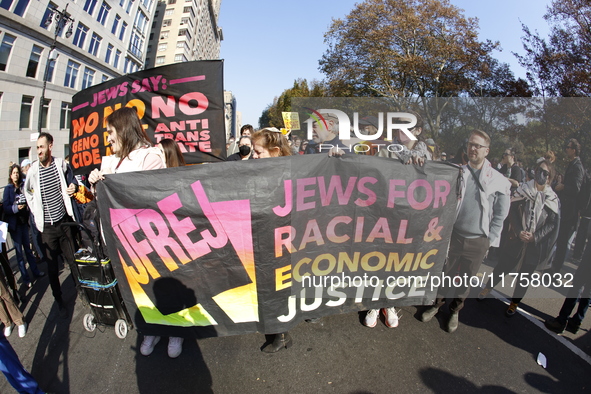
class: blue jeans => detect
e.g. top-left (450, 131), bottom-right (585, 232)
top-left (9, 224), bottom-right (41, 283)
top-left (0, 332), bottom-right (44, 393)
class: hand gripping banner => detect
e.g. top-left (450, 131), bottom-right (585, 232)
top-left (96, 154), bottom-right (460, 337)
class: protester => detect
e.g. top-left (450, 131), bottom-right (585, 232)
top-left (420, 130), bottom-right (511, 333)
top-left (549, 138), bottom-right (584, 274)
top-left (25, 133), bottom-right (78, 319)
top-left (299, 141), bottom-right (308, 155)
top-left (157, 138), bottom-right (186, 167)
top-left (499, 148), bottom-right (523, 193)
top-left (3, 164), bottom-right (44, 289)
top-left (0, 269), bottom-right (26, 338)
top-left (227, 125), bottom-right (254, 156)
top-left (304, 114), bottom-right (345, 154)
top-left (544, 242), bottom-right (591, 334)
top-left (0, 331), bottom-right (44, 393)
top-left (378, 112), bottom-right (431, 164)
top-left (572, 168), bottom-right (591, 263)
top-left (20, 159), bottom-right (31, 176)
top-left (251, 127), bottom-right (293, 352)
top-left (441, 152), bottom-right (447, 162)
top-left (478, 160), bottom-right (560, 316)
top-left (226, 136), bottom-right (252, 161)
top-left (87, 107), bottom-right (183, 358)
top-left (364, 113), bottom-right (432, 329)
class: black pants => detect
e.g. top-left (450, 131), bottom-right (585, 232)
top-left (41, 217), bottom-right (76, 301)
top-left (435, 232), bottom-right (490, 313)
top-left (551, 215), bottom-right (578, 272)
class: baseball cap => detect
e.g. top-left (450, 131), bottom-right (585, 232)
top-left (21, 159), bottom-right (31, 167)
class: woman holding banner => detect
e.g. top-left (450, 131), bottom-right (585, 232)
top-left (477, 159), bottom-right (560, 316)
top-left (89, 107), bottom-right (188, 358)
top-left (251, 128), bottom-right (293, 353)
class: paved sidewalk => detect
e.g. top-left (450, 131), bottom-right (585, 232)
top-left (0, 254), bottom-right (590, 393)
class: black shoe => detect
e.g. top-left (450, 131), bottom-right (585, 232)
top-left (262, 332), bottom-right (293, 353)
top-left (544, 317), bottom-right (566, 334)
top-left (566, 319), bottom-right (581, 334)
top-left (420, 306), bottom-right (439, 323)
top-left (57, 300), bottom-right (68, 319)
top-left (446, 312), bottom-right (459, 333)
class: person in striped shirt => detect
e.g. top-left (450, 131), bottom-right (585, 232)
top-left (25, 132), bottom-right (78, 319)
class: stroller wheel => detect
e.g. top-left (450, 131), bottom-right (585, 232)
top-left (83, 313), bottom-right (96, 332)
top-left (115, 319), bottom-right (128, 339)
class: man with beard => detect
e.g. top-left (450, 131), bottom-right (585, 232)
top-left (420, 130), bottom-right (511, 333)
top-left (25, 132), bottom-right (77, 318)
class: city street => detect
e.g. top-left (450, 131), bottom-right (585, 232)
top-left (1, 256), bottom-right (590, 393)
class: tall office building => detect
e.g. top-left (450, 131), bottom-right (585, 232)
top-left (0, 0), bottom-right (155, 166)
top-left (144, 0), bottom-right (222, 68)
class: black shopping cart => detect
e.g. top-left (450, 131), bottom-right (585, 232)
top-left (75, 248), bottom-right (133, 339)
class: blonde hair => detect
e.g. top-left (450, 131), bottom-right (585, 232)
top-left (251, 128), bottom-right (292, 157)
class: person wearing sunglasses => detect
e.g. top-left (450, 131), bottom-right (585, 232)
top-left (477, 160), bottom-right (560, 316)
top-left (499, 148), bottom-right (524, 194)
top-left (420, 130), bottom-right (511, 333)
top-left (548, 138), bottom-right (584, 275)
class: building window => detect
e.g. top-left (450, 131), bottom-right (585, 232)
top-left (105, 43), bottom-right (113, 63)
top-left (178, 28), bottom-right (187, 37)
top-left (156, 56), bottom-right (165, 65)
top-left (114, 49), bottom-right (121, 68)
top-left (102, 74), bottom-right (109, 82)
top-left (12, 0), bottom-right (29, 16)
top-left (18, 148), bottom-right (29, 167)
top-left (119, 0), bottom-right (124, 6)
top-left (41, 99), bottom-right (50, 129)
top-left (174, 54), bottom-right (184, 62)
top-left (0, 34), bottom-right (16, 71)
top-left (146, 45), bottom-right (152, 53)
top-left (111, 14), bottom-right (120, 34)
top-left (168, 0), bottom-right (176, 4)
top-left (40, 3), bottom-right (58, 29)
top-left (163, 19), bottom-right (171, 27)
top-left (26, 45), bottom-right (42, 78)
top-left (182, 6), bottom-right (190, 13)
top-left (97, 1), bottom-right (111, 25)
top-left (83, 0), bottom-right (97, 15)
top-left (73, 23), bottom-right (89, 49)
top-left (180, 17), bottom-right (190, 26)
top-left (60, 102), bottom-right (71, 129)
top-left (46, 58), bottom-right (56, 82)
top-left (129, 32), bottom-right (143, 58)
top-left (19, 95), bottom-right (33, 129)
top-left (158, 43), bottom-right (167, 51)
top-left (88, 33), bottom-right (102, 56)
top-left (64, 60), bottom-right (80, 88)
top-left (160, 30), bottom-right (169, 39)
top-left (134, 10), bottom-right (148, 34)
top-left (125, 0), bottom-right (132, 13)
top-left (119, 21), bottom-right (127, 40)
top-left (165, 8), bottom-right (173, 15)
top-left (82, 67), bottom-right (95, 89)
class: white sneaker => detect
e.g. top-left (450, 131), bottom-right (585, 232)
top-left (18, 323), bottom-right (26, 338)
top-left (364, 309), bottom-right (379, 328)
top-left (383, 307), bottom-right (399, 328)
top-left (168, 337), bottom-right (184, 358)
top-left (140, 335), bottom-right (160, 356)
top-left (4, 323), bottom-right (14, 337)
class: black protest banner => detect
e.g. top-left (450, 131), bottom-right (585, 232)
top-left (96, 155), bottom-right (460, 337)
top-left (70, 60), bottom-right (225, 175)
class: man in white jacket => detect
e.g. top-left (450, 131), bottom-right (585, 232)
top-left (420, 130), bottom-right (511, 333)
top-left (25, 132), bottom-right (77, 318)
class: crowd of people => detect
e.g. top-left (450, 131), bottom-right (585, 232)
top-left (1, 107), bottom-right (590, 392)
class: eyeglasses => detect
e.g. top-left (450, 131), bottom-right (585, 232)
top-left (467, 142), bottom-right (488, 150)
